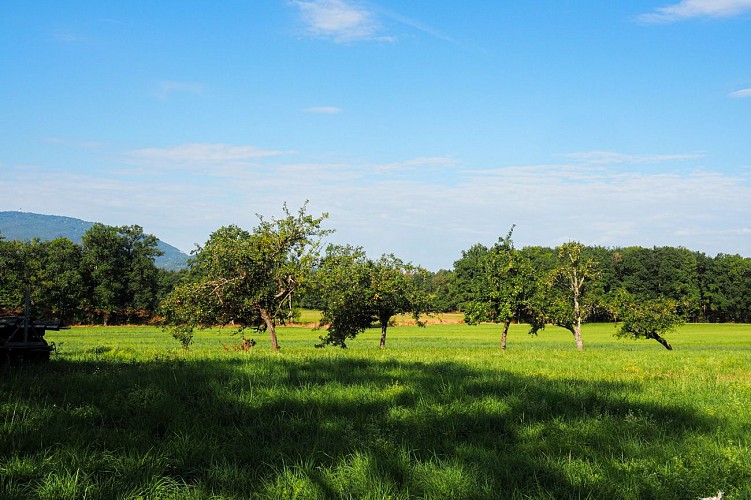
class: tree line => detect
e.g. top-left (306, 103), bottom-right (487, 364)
top-left (2, 205), bottom-right (749, 350)
top-left (437, 239), bottom-right (751, 324)
top-left (0, 224), bottom-right (181, 325)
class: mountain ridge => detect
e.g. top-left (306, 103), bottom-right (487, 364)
top-left (0, 211), bottom-right (190, 271)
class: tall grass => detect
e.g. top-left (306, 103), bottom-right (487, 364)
top-left (1, 323), bottom-right (749, 498)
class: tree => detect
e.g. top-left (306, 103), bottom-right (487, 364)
top-left (617, 246), bottom-right (701, 320)
top-left (314, 245), bottom-right (374, 348)
top-left (452, 243), bottom-right (490, 311)
top-left (161, 204), bottom-right (330, 350)
top-left (529, 242), bottom-right (602, 351)
top-left (33, 238), bottom-right (84, 322)
top-left (315, 247), bottom-right (431, 349)
top-left (463, 226), bottom-right (533, 350)
top-left (612, 290), bottom-right (684, 350)
top-left (426, 269), bottom-right (459, 313)
top-left (80, 224), bottom-right (163, 324)
top-left (701, 254), bottom-right (751, 323)
top-left (0, 237), bottom-right (33, 313)
top-left (371, 254), bottom-right (431, 349)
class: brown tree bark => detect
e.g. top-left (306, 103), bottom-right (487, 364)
top-left (648, 332), bottom-right (673, 350)
top-left (501, 321), bottom-right (510, 350)
top-left (379, 323), bottom-right (388, 349)
top-left (259, 307), bottom-right (280, 351)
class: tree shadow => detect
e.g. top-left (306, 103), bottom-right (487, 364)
top-left (0, 355), bottom-right (742, 498)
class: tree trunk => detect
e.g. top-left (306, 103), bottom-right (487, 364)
top-left (379, 322), bottom-right (388, 349)
top-left (573, 319), bottom-right (584, 351)
top-left (648, 332), bottom-right (673, 350)
top-left (501, 320), bottom-right (510, 350)
top-left (260, 307), bottom-right (280, 351)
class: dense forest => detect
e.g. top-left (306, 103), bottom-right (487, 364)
top-left (1, 221), bottom-right (750, 326)
top-left (0, 224), bottom-right (182, 324)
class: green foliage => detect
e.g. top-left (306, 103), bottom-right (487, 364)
top-left (424, 268), bottom-right (458, 312)
top-left (80, 224), bottom-right (163, 324)
top-left (315, 246), bottom-right (432, 348)
top-left (617, 246), bottom-right (701, 319)
top-left (161, 203), bottom-right (331, 350)
top-left (460, 227), bottom-right (538, 349)
top-left (0, 211), bottom-right (189, 271)
top-left (0, 237), bottom-right (84, 320)
top-left (529, 242), bottom-right (603, 350)
top-left (313, 245), bottom-right (373, 348)
top-left (702, 253), bottom-right (751, 322)
top-left (614, 291), bottom-right (685, 350)
top-left (451, 243), bottom-right (490, 310)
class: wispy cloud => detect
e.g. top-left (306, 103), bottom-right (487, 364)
top-left (564, 150), bottom-right (705, 165)
top-left (42, 137), bottom-right (105, 149)
top-left (638, 0), bottom-right (751, 23)
top-left (128, 143), bottom-right (291, 164)
top-left (291, 0), bottom-right (390, 43)
top-left (52, 30), bottom-right (86, 43)
top-left (378, 8), bottom-right (456, 44)
top-left (305, 106), bottom-right (343, 114)
top-left (154, 81), bottom-right (205, 100)
top-left (373, 156), bottom-right (459, 174)
top-left (289, 1), bottom-right (461, 46)
top-left (729, 88), bottom-right (751, 98)
top-left (7, 147), bottom-right (750, 270)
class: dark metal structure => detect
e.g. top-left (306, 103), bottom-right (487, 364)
top-left (0, 291), bottom-right (67, 363)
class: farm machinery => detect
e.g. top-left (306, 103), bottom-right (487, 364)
top-left (0, 291), bottom-right (67, 363)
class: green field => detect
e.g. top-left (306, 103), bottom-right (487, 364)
top-left (1, 323), bottom-right (750, 499)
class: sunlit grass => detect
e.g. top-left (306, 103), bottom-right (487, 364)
top-left (1, 323), bottom-right (749, 498)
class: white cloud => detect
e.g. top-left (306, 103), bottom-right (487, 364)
top-left (154, 81), bottom-right (205, 100)
top-left (638, 0), bottom-right (751, 23)
top-left (42, 137), bottom-right (105, 149)
top-left (292, 0), bottom-right (388, 42)
top-left (305, 106), bottom-right (343, 114)
top-left (729, 88), bottom-right (751, 98)
top-left (5, 149), bottom-right (750, 270)
top-left (564, 150), bottom-right (705, 165)
top-left (128, 143), bottom-right (291, 165)
top-left (52, 30), bottom-right (85, 43)
top-left (373, 156), bottom-right (459, 174)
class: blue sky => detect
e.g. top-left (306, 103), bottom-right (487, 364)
top-left (2, 0), bottom-right (750, 270)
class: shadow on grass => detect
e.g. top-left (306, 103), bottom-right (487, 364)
top-left (0, 355), bottom-right (744, 499)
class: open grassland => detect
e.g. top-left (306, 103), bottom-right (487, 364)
top-left (1, 323), bottom-right (750, 499)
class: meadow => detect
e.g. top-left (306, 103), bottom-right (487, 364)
top-left (1, 321), bottom-right (749, 499)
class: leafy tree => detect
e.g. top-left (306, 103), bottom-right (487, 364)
top-left (463, 227), bottom-right (533, 350)
top-left (34, 238), bottom-right (84, 322)
top-left (80, 224), bottom-right (163, 324)
top-left (612, 290), bottom-right (684, 350)
top-left (161, 204), bottom-right (330, 350)
top-left (426, 269), bottom-right (459, 312)
top-left (452, 243), bottom-right (490, 311)
top-left (529, 242), bottom-right (602, 351)
top-left (371, 254), bottom-right (431, 349)
top-left (618, 246), bottom-right (701, 320)
top-left (314, 245), bottom-right (374, 348)
top-left (0, 237), bottom-right (81, 320)
top-left (701, 254), bottom-right (751, 322)
top-left (315, 247), bottom-right (431, 349)
top-left (0, 237), bottom-right (31, 312)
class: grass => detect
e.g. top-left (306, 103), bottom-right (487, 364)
top-left (1, 322), bottom-right (750, 499)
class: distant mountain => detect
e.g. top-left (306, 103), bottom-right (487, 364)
top-left (0, 211), bottom-right (190, 271)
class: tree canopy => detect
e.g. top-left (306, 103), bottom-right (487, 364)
top-left (462, 227), bottom-right (535, 349)
top-left (315, 245), bottom-right (431, 349)
top-left (529, 242), bottom-right (602, 351)
top-left (161, 204), bottom-right (330, 350)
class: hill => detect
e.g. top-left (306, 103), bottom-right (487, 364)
top-left (0, 211), bottom-right (190, 271)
